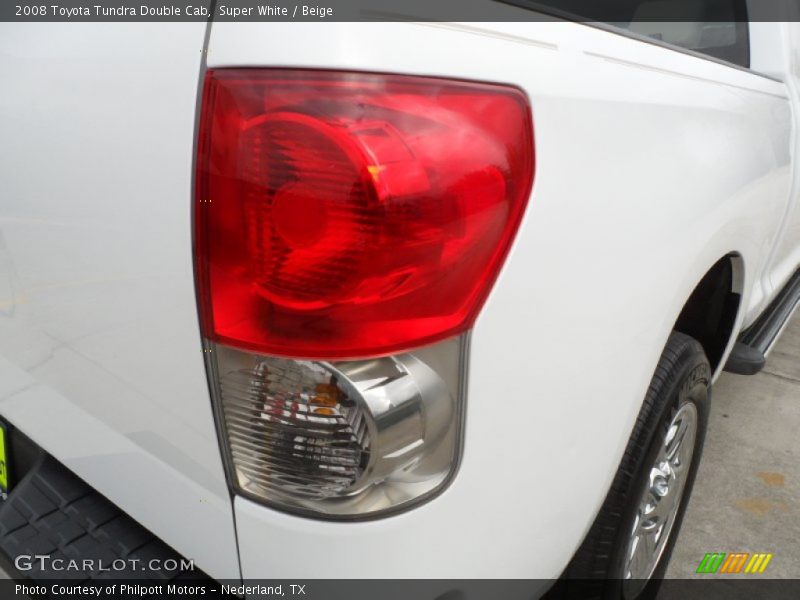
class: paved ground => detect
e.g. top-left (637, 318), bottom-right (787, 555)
top-left (666, 313), bottom-right (800, 580)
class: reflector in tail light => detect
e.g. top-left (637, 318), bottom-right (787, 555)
top-left (195, 69), bottom-right (534, 517)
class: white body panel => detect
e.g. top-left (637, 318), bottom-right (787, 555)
top-left (0, 14), bottom-right (797, 592)
top-left (761, 22), bottom-right (800, 304)
top-left (206, 21), bottom-right (793, 579)
top-left (0, 24), bottom-right (240, 579)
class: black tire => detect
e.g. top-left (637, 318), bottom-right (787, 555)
top-left (561, 331), bottom-right (711, 600)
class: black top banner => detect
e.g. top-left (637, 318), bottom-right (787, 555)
top-left (1, 0), bottom-right (797, 23)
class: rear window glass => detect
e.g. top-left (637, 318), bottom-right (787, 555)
top-left (526, 0), bottom-right (750, 67)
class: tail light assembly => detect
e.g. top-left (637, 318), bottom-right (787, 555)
top-left (195, 69), bottom-right (533, 518)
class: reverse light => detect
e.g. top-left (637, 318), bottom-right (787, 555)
top-left (212, 340), bottom-right (461, 516)
top-left (195, 69), bottom-right (534, 517)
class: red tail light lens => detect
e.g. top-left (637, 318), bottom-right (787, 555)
top-left (196, 69), bottom-right (534, 359)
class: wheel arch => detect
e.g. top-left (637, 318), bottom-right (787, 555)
top-left (672, 253), bottom-right (744, 371)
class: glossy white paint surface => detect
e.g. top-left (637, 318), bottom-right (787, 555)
top-left (764, 22), bottom-right (800, 296)
top-left (208, 20), bottom-right (795, 580)
top-left (0, 24), bottom-right (240, 579)
top-left (0, 14), bottom-right (797, 590)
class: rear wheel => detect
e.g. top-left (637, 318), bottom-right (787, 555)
top-left (562, 331), bottom-right (711, 599)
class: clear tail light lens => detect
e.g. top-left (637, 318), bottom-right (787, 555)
top-left (212, 339), bottom-right (463, 516)
top-left (195, 69), bottom-right (534, 517)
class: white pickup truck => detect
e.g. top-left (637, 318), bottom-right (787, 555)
top-left (1, 1), bottom-right (799, 598)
